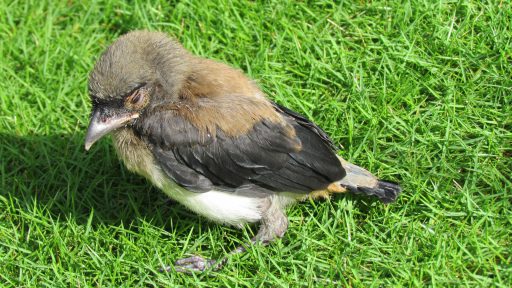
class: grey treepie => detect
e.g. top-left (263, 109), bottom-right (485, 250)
top-left (85, 31), bottom-right (402, 272)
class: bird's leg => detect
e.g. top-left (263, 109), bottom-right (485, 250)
top-left (169, 199), bottom-right (289, 273)
top-left (252, 199), bottom-right (289, 243)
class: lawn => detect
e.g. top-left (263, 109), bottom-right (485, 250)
top-left (0, 0), bottom-right (510, 286)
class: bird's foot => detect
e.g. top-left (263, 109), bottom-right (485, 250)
top-left (160, 206), bottom-right (288, 274)
top-left (161, 256), bottom-right (219, 273)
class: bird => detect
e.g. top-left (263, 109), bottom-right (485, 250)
top-left (84, 31), bottom-right (402, 273)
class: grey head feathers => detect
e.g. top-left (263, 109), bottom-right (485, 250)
top-left (88, 31), bottom-right (192, 101)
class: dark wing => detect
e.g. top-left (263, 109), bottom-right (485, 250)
top-left (272, 103), bottom-right (340, 151)
top-left (136, 104), bottom-right (345, 193)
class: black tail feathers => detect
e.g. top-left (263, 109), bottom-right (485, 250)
top-left (348, 181), bottom-right (402, 204)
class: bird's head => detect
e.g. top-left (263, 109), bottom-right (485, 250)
top-left (85, 31), bottom-right (190, 150)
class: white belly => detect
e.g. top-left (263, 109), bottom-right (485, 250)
top-left (112, 129), bottom-right (264, 226)
top-left (144, 162), bottom-right (264, 226)
top-left (167, 186), bottom-right (264, 226)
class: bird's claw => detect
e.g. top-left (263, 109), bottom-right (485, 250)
top-left (170, 255), bottom-right (217, 273)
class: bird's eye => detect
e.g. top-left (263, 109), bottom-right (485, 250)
top-left (130, 90), bottom-right (143, 105)
top-left (125, 86), bottom-right (149, 109)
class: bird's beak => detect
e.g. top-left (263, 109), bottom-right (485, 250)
top-left (85, 108), bottom-right (140, 151)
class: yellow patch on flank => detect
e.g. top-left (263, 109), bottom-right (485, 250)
top-left (305, 190), bottom-right (332, 200)
top-left (302, 183), bottom-right (348, 201)
top-left (327, 182), bottom-right (347, 193)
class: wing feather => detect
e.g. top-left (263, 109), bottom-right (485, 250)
top-left (136, 102), bottom-right (345, 193)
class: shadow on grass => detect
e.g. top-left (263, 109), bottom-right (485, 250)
top-left (0, 132), bottom-right (221, 233)
top-left (0, 132), bottom-right (378, 246)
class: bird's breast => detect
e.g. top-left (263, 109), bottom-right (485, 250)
top-left (110, 128), bottom-right (267, 226)
top-left (111, 128), bottom-right (165, 185)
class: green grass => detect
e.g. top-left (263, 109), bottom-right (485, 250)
top-left (1, 0), bottom-right (511, 286)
